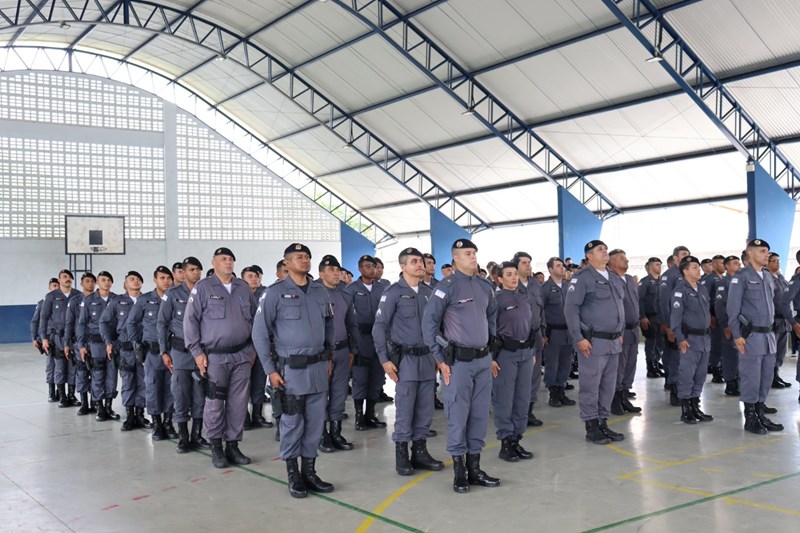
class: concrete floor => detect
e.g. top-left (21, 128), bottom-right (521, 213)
top-left (1, 343), bottom-right (799, 533)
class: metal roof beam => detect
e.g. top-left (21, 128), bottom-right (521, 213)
top-left (602, 0), bottom-right (800, 199)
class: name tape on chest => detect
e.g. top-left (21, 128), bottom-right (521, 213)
top-left (282, 294), bottom-right (299, 299)
top-left (457, 298), bottom-right (474, 304)
top-left (434, 289), bottom-right (446, 299)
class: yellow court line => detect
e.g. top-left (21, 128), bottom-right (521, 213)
top-left (354, 424), bottom-right (560, 533)
top-left (722, 497), bottom-right (800, 517)
top-left (606, 445), bottom-right (673, 465)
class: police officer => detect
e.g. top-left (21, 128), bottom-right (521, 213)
top-left (700, 255), bottom-right (726, 384)
top-left (563, 240), bottom-right (625, 445)
top-left (32, 278), bottom-right (60, 401)
top-left (128, 266), bottom-right (174, 435)
top-left (275, 259), bottom-right (289, 282)
top-left (374, 257), bottom-right (390, 288)
top-left (253, 243), bottom-right (335, 499)
top-left (715, 256), bottom-right (742, 396)
top-left (700, 258), bottom-right (713, 277)
top-left (608, 249), bottom-right (642, 415)
top-left (241, 265), bottom-right (273, 431)
top-left (513, 251), bottom-right (546, 427)
top-left (172, 262), bottom-right (185, 285)
top-left (316, 255), bottom-right (356, 453)
top-left (659, 246), bottom-right (691, 406)
top-left (491, 261), bottom-right (536, 463)
top-left (541, 257), bottom-right (575, 408)
top-left (638, 258), bottom-right (664, 378)
top-left (64, 272), bottom-right (96, 413)
top-left (78, 271), bottom-right (117, 420)
top-left (422, 253), bottom-right (439, 288)
top-left (423, 238), bottom-right (500, 494)
top-left (344, 255), bottom-right (387, 430)
top-left (727, 239), bottom-right (783, 434)
top-left (766, 252), bottom-right (792, 388)
top-left (373, 247), bottom-right (443, 476)
top-left (39, 269), bottom-right (82, 408)
top-left (671, 256), bottom-right (713, 424)
top-left (780, 250), bottom-right (800, 401)
top-left (184, 247), bottom-right (258, 468)
top-left (100, 271), bottom-right (147, 427)
top-left (157, 256), bottom-right (210, 453)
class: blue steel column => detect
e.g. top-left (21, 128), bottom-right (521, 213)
top-left (430, 207), bottom-right (469, 272)
top-left (558, 187), bottom-right (603, 261)
top-left (340, 222), bottom-right (376, 275)
top-left (747, 161), bottom-right (795, 261)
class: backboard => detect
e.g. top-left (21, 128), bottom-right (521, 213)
top-left (65, 215), bottom-right (125, 255)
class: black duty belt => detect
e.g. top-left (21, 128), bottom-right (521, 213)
top-left (334, 339), bottom-right (349, 350)
top-left (625, 323), bottom-right (638, 330)
top-left (582, 329), bottom-right (622, 341)
top-left (48, 329), bottom-right (65, 336)
top-left (208, 341), bottom-right (250, 355)
top-left (285, 351), bottom-right (331, 369)
top-left (500, 335), bottom-right (534, 351)
top-left (357, 324), bottom-right (374, 335)
top-left (145, 341), bottom-right (160, 354)
top-left (774, 313), bottom-right (785, 320)
top-left (681, 324), bottom-right (710, 336)
top-left (453, 345), bottom-right (489, 362)
top-left (89, 333), bottom-right (103, 343)
top-left (750, 325), bottom-right (772, 334)
top-left (119, 341), bottom-right (134, 351)
top-left (171, 336), bottom-right (186, 352)
top-left (399, 345), bottom-right (430, 356)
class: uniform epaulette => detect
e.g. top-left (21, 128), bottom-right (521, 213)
top-left (442, 274), bottom-right (455, 284)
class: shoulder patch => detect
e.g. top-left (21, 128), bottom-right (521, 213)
top-left (673, 292), bottom-right (682, 298)
top-left (379, 295), bottom-right (387, 302)
top-left (673, 301), bottom-right (680, 308)
top-left (570, 278), bottom-right (578, 284)
top-left (434, 289), bottom-right (446, 299)
top-left (191, 287), bottom-right (198, 294)
top-left (731, 278), bottom-right (739, 284)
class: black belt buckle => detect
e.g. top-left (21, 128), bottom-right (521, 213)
top-left (288, 354), bottom-right (309, 369)
top-left (334, 340), bottom-right (349, 350)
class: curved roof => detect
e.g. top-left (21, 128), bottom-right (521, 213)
top-left (2, 0), bottom-right (800, 238)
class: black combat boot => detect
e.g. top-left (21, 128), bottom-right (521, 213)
top-left (585, 419), bottom-right (611, 445)
top-left (743, 403), bottom-right (767, 434)
top-left (251, 403), bottom-right (273, 428)
top-left (452, 455), bottom-right (469, 494)
top-left (725, 380), bottom-right (740, 396)
top-left (301, 457), bottom-right (334, 493)
top-left (691, 398), bottom-right (713, 422)
top-left (761, 403), bottom-right (778, 414)
top-left (365, 400), bottom-right (387, 428)
top-left (163, 413), bottom-right (179, 439)
top-left (564, 382), bottom-right (575, 391)
top-left (548, 386), bottom-right (562, 407)
top-left (95, 400), bottom-right (110, 422)
top-left (210, 438), bottom-right (230, 468)
top-left (48, 383), bottom-right (58, 403)
top-left (105, 398), bottom-right (120, 420)
top-left (176, 421), bottom-right (190, 454)
top-left (598, 419), bottom-right (624, 442)
top-left (190, 419), bottom-right (211, 450)
top-left (395, 441), bottom-right (414, 476)
top-left (57, 385), bottom-right (69, 408)
top-left (225, 441), bottom-right (251, 465)
top-left (434, 396), bottom-right (444, 409)
top-left (243, 411), bottom-right (252, 431)
top-left (512, 435), bottom-right (534, 460)
top-left (498, 436), bottom-right (519, 463)
top-left (646, 363), bottom-right (660, 378)
top-left (329, 420), bottom-right (354, 451)
top-left (135, 407), bottom-right (152, 429)
top-left (680, 399), bottom-right (698, 424)
top-left (755, 402), bottom-right (784, 431)
top-left (776, 370), bottom-right (792, 388)
top-left (378, 390), bottom-right (393, 403)
top-left (286, 458), bottom-right (307, 498)
top-left (466, 453), bottom-right (500, 488)
top-left (318, 422), bottom-right (335, 453)
top-left (526, 402), bottom-right (543, 427)
top-left (121, 406), bottom-right (136, 431)
top-left (410, 439), bottom-right (444, 471)
top-left (76, 392), bottom-right (91, 415)
top-left (67, 385), bottom-right (80, 406)
top-left (620, 392), bottom-right (642, 413)
top-left (86, 395), bottom-right (97, 413)
top-left (151, 414), bottom-right (168, 441)
top-left (559, 387), bottom-right (576, 406)
top-left (669, 385), bottom-right (680, 407)
top-left (711, 366), bottom-right (724, 384)
top-left (771, 367), bottom-right (787, 388)
top-left (610, 390), bottom-right (625, 416)
top-left (354, 400), bottom-right (366, 431)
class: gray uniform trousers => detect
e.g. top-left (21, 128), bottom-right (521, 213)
top-left (352, 349), bottom-right (383, 400)
top-left (543, 329), bottom-right (572, 388)
top-left (280, 360), bottom-right (329, 460)
top-left (616, 328), bottom-right (639, 391)
top-left (678, 341), bottom-right (709, 399)
top-left (90, 341), bottom-right (118, 400)
top-left (721, 336), bottom-right (739, 381)
top-left (249, 357), bottom-right (268, 405)
top-left (170, 348), bottom-right (205, 423)
top-left (529, 333), bottom-right (544, 403)
top-left (443, 355), bottom-right (492, 455)
top-left (663, 341), bottom-right (679, 386)
top-left (204, 350), bottom-right (251, 442)
top-left (643, 323), bottom-right (663, 366)
top-left (45, 353), bottom-right (55, 384)
top-left (144, 350), bottom-right (174, 416)
top-left (775, 328), bottom-right (788, 367)
top-left (327, 346), bottom-right (350, 421)
top-left (492, 347), bottom-right (533, 440)
top-left (53, 334), bottom-right (77, 385)
top-left (73, 342), bottom-right (91, 394)
top-left (119, 349), bottom-right (145, 408)
top-left (709, 324), bottom-right (723, 368)
top-left (740, 351), bottom-right (776, 404)
top-left (393, 378), bottom-right (435, 442)
top-left (578, 350), bottom-right (619, 422)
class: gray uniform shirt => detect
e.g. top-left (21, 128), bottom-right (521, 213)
top-left (127, 289), bottom-right (165, 344)
top-left (30, 299), bottom-right (43, 341)
top-left (99, 293), bottom-right (137, 345)
top-left (541, 278), bottom-right (567, 327)
top-left (39, 288), bottom-right (81, 338)
top-left (564, 266), bottom-right (624, 355)
top-left (670, 279), bottom-right (711, 351)
top-left (726, 264), bottom-right (777, 354)
top-left (157, 283), bottom-right (191, 354)
top-left (495, 289), bottom-right (535, 340)
top-left (518, 276), bottom-right (545, 331)
top-left (322, 280), bottom-right (358, 348)
top-left (658, 264), bottom-right (682, 326)
top-left (700, 271), bottom-right (724, 317)
top-left (76, 291), bottom-right (114, 347)
top-left (638, 274), bottom-right (659, 320)
top-left (714, 276), bottom-right (733, 327)
top-left (779, 272), bottom-right (800, 326)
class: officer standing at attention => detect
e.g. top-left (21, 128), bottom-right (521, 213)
top-left (513, 251), bottom-right (546, 427)
top-left (39, 269), bottom-right (82, 407)
top-left (374, 257), bottom-right (390, 288)
top-left (157, 257), bottom-right (210, 454)
top-left (241, 265), bottom-right (273, 431)
top-left (252, 243), bottom-right (335, 499)
top-left (127, 266), bottom-right (174, 436)
top-left (727, 239), bottom-right (784, 434)
top-left (172, 262), bottom-right (185, 285)
top-left (275, 259), bottom-right (289, 282)
top-left (670, 256), bottom-right (714, 424)
top-left (373, 247), bottom-right (444, 476)
top-left (766, 253), bottom-right (792, 389)
top-left (491, 261), bottom-right (536, 463)
top-left (541, 257), bottom-right (575, 408)
top-left (714, 256), bottom-right (742, 396)
top-left (184, 247), bottom-right (258, 468)
top-left (344, 255), bottom-right (388, 430)
top-left (31, 278), bottom-right (60, 401)
top-left (422, 253), bottom-right (439, 288)
top-left (423, 238), bottom-right (500, 494)
top-left (608, 249), bottom-right (642, 415)
top-left (700, 255), bottom-right (726, 384)
top-left (563, 240), bottom-right (626, 446)
top-left (659, 246), bottom-right (691, 407)
top-left (78, 271), bottom-right (117, 420)
top-left (316, 255), bottom-right (356, 453)
top-left (638, 258), bottom-right (664, 378)
top-left (63, 273), bottom-right (96, 410)
top-left (100, 271), bottom-right (148, 427)
top-left (779, 250), bottom-right (800, 400)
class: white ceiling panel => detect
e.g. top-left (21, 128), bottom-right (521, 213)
top-left (365, 202), bottom-right (431, 234)
top-left (79, 27), bottom-right (152, 58)
top-left (181, 58), bottom-right (264, 104)
top-left (323, 166), bottom-right (418, 208)
top-left (271, 126), bottom-right (372, 176)
top-left (222, 85), bottom-right (317, 140)
top-left (727, 66), bottom-right (800, 141)
top-left (130, 34), bottom-right (215, 78)
top-left (459, 181), bottom-right (560, 223)
top-left (195, 0), bottom-right (310, 39)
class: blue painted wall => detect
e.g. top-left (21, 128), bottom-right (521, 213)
top-left (747, 161), bottom-right (795, 261)
top-left (0, 304), bottom-right (36, 343)
top-left (430, 207), bottom-right (470, 272)
top-left (340, 222), bottom-right (376, 275)
top-left (558, 186), bottom-right (603, 261)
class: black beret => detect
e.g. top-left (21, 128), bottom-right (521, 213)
top-left (609, 248), bottom-right (626, 257)
top-left (441, 263), bottom-right (452, 269)
top-left (679, 255), bottom-right (700, 271)
top-left (48, 277), bottom-right (58, 284)
top-left (358, 255), bottom-right (377, 266)
top-left (213, 247), bottom-right (236, 261)
top-left (723, 255), bottom-right (740, 265)
top-left (700, 258), bottom-right (712, 265)
top-left (251, 264), bottom-right (263, 275)
top-left (747, 239), bottom-right (770, 250)
top-left (646, 257), bottom-right (662, 264)
top-left (206, 268), bottom-right (215, 277)
top-left (241, 266), bottom-right (257, 276)
top-left (422, 253), bottom-right (436, 262)
top-left (452, 239), bottom-right (478, 251)
top-left (584, 240), bottom-right (606, 253)
top-left (319, 255), bottom-right (341, 269)
top-left (126, 270), bottom-right (143, 282)
top-left (98, 271), bottom-right (114, 282)
top-left (59, 269), bottom-right (74, 280)
top-left (81, 272), bottom-right (96, 281)
top-left (498, 261), bottom-right (518, 273)
top-left (399, 247), bottom-right (424, 261)
top-left (512, 251), bottom-right (531, 262)
top-left (182, 256), bottom-right (203, 270)
top-left (154, 265), bottom-right (172, 278)
top-left (284, 243), bottom-right (312, 258)
top-left (172, 262), bottom-right (183, 271)
top-left (374, 257), bottom-right (384, 266)
top-left (712, 255), bottom-right (725, 261)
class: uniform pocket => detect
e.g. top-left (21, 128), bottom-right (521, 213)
top-left (208, 301), bottom-right (225, 319)
top-left (398, 302), bottom-right (416, 318)
top-left (279, 301), bottom-right (301, 320)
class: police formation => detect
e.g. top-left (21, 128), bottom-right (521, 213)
top-left (29, 238), bottom-right (795, 498)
